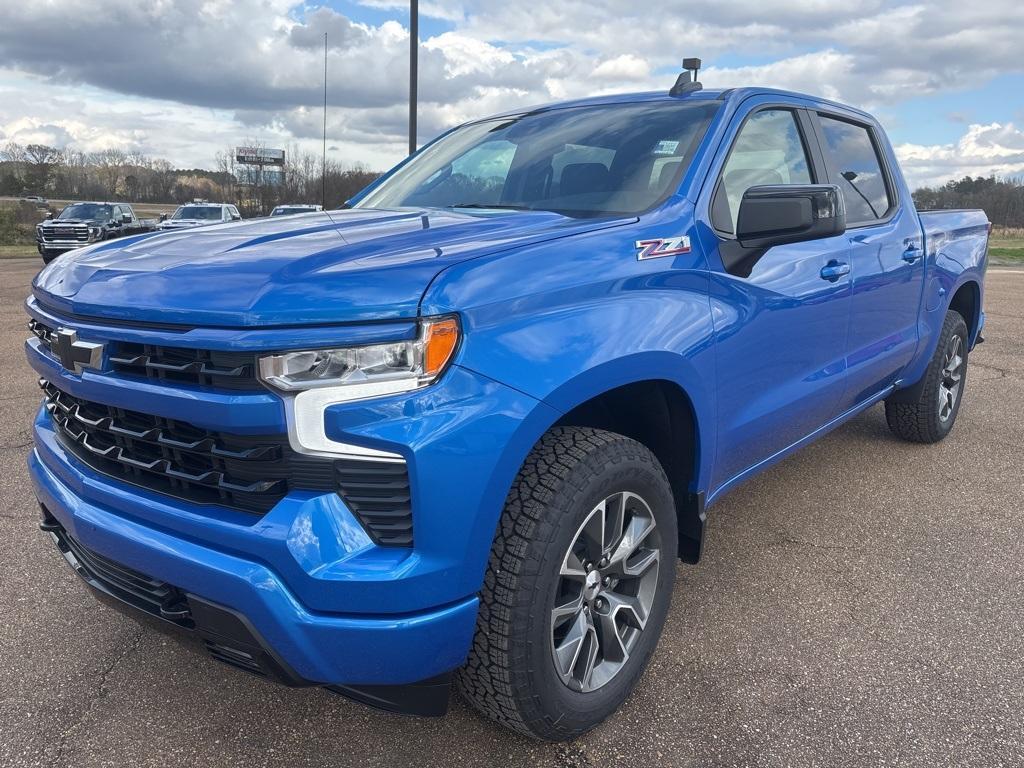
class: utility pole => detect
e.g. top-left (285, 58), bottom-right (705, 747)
top-left (322, 32), bottom-right (328, 208)
top-left (409, 0), bottom-right (418, 156)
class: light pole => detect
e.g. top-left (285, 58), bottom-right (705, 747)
top-left (322, 32), bottom-right (328, 208)
top-left (409, 0), bottom-right (418, 156)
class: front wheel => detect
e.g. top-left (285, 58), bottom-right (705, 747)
top-left (457, 427), bottom-right (677, 741)
top-left (885, 310), bottom-right (969, 443)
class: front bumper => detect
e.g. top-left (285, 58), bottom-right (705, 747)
top-left (37, 504), bottom-right (456, 715)
top-left (30, 443), bottom-right (477, 692)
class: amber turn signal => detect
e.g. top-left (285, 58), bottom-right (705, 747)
top-left (423, 317), bottom-right (460, 377)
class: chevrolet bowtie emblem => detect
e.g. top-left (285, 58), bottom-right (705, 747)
top-left (53, 328), bottom-right (104, 374)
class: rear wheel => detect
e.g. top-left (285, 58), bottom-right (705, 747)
top-left (457, 427), bottom-right (677, 741)
top-left (885, 310), bottom-right (969, 443)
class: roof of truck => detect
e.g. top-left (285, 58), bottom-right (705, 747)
top-left (487, 86), bottom-right (875, 123)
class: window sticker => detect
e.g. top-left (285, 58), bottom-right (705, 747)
top-left (653, 140), bottom-right (680, 156)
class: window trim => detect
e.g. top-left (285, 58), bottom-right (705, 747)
top-left (709, 105), bottom-right (820, 239)
top-left (808, 111), bottom-right (899, 229)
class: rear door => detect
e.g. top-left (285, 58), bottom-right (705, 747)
top-left (810, 112), bottom-right (925, 408)
top-left (701, 102), bottom-right (853, 490)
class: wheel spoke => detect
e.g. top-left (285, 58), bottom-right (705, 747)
top-left (603, 492), bottom-right (626, 554)
top-left (560, 550), bottom-right (587, 580)
top-left (595, 608), bottom-right (629, 663)
top-left (606, 513), bottom-right (656, 578)
top-left (551, 591), bottom-right (583, 626)
top-left (580, 502), bottom-right (605, 563)
top-left (577, 621), bottom-right (600, 689)
top-left (604, 590), bottom-right (650, 631)
top-left (553, 607), bottom-right (590, 680)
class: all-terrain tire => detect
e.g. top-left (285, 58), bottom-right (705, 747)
top-left (456, 426), bottom-right (677, 741)
top-left (885, 310), bottom-right (969, 443)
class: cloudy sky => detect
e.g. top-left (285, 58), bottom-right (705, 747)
top-left (1, 0), bottom-right (1023, 188)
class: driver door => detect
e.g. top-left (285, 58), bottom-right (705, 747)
top-left (704, 105), bottom-right (853, 490)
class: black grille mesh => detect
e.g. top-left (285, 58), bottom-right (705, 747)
top-left (334, 459), bottom-right (413, 547)
top-left (109, 340), bottom-right (262, 391)
top-left (42, 380), bottom-right (335, 513)
top-left (32, 310), bottom-right (417, 544)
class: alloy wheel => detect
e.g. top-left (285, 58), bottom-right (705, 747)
top-left (939, 334), bottom-right (964, 422)
top-left (550, 491), bottom-right (661, 693)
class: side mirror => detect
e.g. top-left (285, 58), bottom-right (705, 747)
top-left (736, 184), bottom-right (846, 249)
top-left (159, 213), bottom-right (168, 222)
top-left (121, 213), bottom-right (132, 223)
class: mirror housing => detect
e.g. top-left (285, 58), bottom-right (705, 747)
top-left (159, 213), bottom-right (168, 222)
top-left (736, 184), bottom-right (845, 249)
top-left (121, 213), bottom-right (132, 223)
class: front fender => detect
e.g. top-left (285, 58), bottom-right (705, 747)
top-left (423, 214), bottom-right (718, 493)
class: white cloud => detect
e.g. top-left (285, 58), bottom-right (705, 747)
top-left (896, 122), bottom-right (1024, 187)
top-left (0, 0), bottom-right (1021, 181)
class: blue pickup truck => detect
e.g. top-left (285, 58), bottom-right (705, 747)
top-left (25, 79), bottom-right (988, 741)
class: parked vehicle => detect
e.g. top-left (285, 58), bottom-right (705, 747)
top-left (21, 194), bottom-right (48, 207)
top-left (25, 79), bottom-right (988, 741)
top-left (271, 204), bottom-right (324, 216)
top-left (158, 203), bottom-right (242, 230)
top-left (35, 202), bottom-right (157, 263)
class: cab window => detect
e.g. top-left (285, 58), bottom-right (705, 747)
top-left (816, 114), bottom-right (893, 225)
top-left (712, 109), bottom-right (813, 235)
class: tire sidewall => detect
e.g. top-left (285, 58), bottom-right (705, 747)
top-left (518, 453), bottom-right (677, 734)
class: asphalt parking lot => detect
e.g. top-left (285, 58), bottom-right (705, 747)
top-left (1, 258), bottom-right (1022, 767)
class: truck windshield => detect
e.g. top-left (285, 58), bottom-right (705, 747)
top-left (58, 204), bottom-right (112, 220)
top-left (174, 206), bottom-right (222, 220)
top-left (272, 207), bottom-right (314, 216)
top-left (354, 100), bottom-right (720, 217)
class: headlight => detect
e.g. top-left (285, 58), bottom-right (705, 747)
top-left (258, 315), bottom-right (460, 400)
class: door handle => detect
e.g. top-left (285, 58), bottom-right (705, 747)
top-left (820, 261), bottom-right (850, 282)
top-left (902, 243), bottom-right (922, 263)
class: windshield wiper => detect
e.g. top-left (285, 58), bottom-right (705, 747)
top-left (447, 203), bottom-right (533, 211)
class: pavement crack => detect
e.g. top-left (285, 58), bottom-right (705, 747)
top-left (970, 361), bottom-right (1011, 378)
top-left (51, 627), bottom-right (145, 767)
top-left (770, 535), bottom-right (866, 553)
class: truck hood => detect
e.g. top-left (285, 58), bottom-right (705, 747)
top-left (33, 208), bottom-right (631, 327)
top-left (41, 218), bottom-right (104, 226)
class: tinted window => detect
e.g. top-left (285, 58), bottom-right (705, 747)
top-left (817, 115), bottom-right (891, 223)
top-left (355, 101), bottom-right (720, 217)
top-left (58, 203), bottom-right (112, 220)
top-left (713, 109), bottom-right (812, 234)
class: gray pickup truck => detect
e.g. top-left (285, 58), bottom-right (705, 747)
top-left (36, 202), bottom-right (157, 263)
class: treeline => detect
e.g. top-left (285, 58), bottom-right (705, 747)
top-left (913, 176), bottom-right (1024, 227)
top-left (0, 142), bottom-right (382, 216)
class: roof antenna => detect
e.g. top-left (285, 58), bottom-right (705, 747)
top-left (670, 58), bottom-right (703, 96)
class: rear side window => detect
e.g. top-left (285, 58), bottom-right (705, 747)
top-left (817, 115), bottom-right (892, 224)
top-left (712, 109), bottom-right (813, 235)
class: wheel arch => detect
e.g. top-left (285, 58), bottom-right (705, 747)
top-left (502, 351), bottom-right (714, 564)
top-left (949, 278), bottom-right (982, 346)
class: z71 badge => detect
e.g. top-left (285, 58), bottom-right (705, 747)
top-left (635, 236), bottom-right (692, 261)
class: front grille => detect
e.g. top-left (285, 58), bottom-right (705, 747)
top-left (335, 459), bottom-right (413, 546)
top-left (40, 224), bottom-right (89, 243)
top-left (29, 319), bottom-right (55, 352)
top-left (30, 319), bottom-right (262, 391)
top-left (42, 381), bottom-right (335, 513)
top-left (109, 340), bottom-right (262, 391)
top-left (40, 381), bottom-right (414, 544)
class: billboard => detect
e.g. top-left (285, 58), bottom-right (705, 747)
top-left (235, 147), bottom-right (285, 166)
top-left (235, 167), bottom-right (285, 186)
